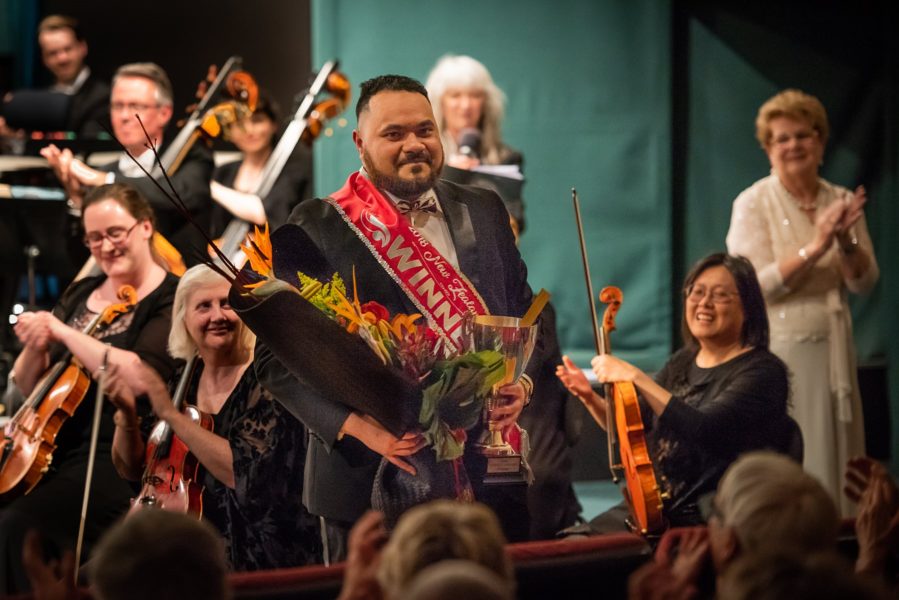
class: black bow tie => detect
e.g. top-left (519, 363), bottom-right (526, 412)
top-left (395, 195), bottom-right (438, 214)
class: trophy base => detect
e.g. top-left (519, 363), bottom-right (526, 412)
top-left (471, 449), bottom-right (528, 486)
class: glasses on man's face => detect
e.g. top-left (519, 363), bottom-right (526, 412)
top-left (684, 285), bottom-right (737, 305)
top-left (771, 130), bottom-right (817, 146)
top-left (110, 101), bottom-right (160, 114)
top-left (83, 222), bottom-right (140, 248)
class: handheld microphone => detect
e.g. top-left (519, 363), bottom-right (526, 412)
top-left (457, 128), bottom-right (481, 159)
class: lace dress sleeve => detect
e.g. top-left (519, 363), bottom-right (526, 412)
top-left (726, 185), bottom-right (789, 300)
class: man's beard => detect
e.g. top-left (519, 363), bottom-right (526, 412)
top-left (363, 150), bottom-right (442, 200)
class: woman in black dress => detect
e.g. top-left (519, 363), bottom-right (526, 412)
top-left (107, 264), bottom-right (320, 570)
top-left (209, 95), bottom-right (309, 236)
top-left (1, 183), bottom-right (179, 593)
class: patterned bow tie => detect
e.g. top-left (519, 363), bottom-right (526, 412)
top-left (395, 194), bottom-right (438, 215)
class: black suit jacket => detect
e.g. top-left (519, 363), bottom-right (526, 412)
top-left (103, 142), bottom-right (214, 266)
top-left (255, 179), bottom-right (544, 523)
top-left (66, 74), bottom-right (110, 138)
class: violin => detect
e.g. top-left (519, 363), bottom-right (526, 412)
top-left (597, 287), bottom-right (665, 535)
top-left (212, 60), bottom-right (350, 266)
top-left (129, 355), bottom-right (212, 517)
top-left (571, 189), bottom-right (664, 535)
top-left (0, 285), bottom-right (138, 498)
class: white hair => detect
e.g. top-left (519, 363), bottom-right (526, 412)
top-left (167, 265), bottom-right (255, 360)
top-left (716, 452), bottom-right (839, 555)
top-left (425, 55), bottom-right (507, 164)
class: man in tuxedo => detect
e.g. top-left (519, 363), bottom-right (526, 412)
top-left (41, 62), bottom-right (213, 266)
top-left (36, 15), bottom-right (110, 138)
top-left (255, 75), bottom-right (544, 561)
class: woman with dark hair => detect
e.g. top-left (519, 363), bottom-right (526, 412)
top-left (557, 253), bottom-right (790, 531)
top-left (209, 95), bottom-right (310, 235)
top-left (1, 183), bottom-right (179, 592)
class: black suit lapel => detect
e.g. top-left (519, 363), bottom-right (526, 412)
top-left (436, 181), bottom-right (480, 290)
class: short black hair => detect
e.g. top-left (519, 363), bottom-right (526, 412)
top-left (355, 74), bottom-right (430, 119)
top-left (680, 252), bottom-right (770, 350)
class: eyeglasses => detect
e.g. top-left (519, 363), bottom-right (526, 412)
top-left (684, 285), bottom-right (738, 304)
top-left (83, 222), bottom-right (140, 248)
top-left (110, 101), bottom-right (160, 114)
top-left (771, 130), bottom-right (817, 146)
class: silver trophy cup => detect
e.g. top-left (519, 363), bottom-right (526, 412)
top-left (467, 315), bottom-right (537, 482)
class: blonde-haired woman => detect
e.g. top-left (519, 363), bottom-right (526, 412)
top-left (108, 264), bottom-right (319, 570)
top-left (726, 89), bottom-right (879, 515)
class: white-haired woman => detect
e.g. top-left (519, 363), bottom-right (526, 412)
top-left (107, 264), bottom-right (319, 570)
top-left (425, 55), bottom-right (525, 234)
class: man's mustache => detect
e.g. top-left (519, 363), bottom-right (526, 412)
top-left (398, 151), bottom-right (431, 166)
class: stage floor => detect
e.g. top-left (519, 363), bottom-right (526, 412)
top-left (573, 479), bottom-right (621, 521)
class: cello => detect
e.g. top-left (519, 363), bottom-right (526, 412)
top-left (571, 189), bottom-right (665, 535)
top-left (212, 60), bottom-right (350, 266)
top-left (129, 355), bottom-right (212, 517)
top-left (0, 284), bottom-right (138, 498)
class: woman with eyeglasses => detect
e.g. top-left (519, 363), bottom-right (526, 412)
top-left (725, 90), bottom-right (879, 515)
top-left (556, 253), bottom-right (790, 532)
top-left (1, 183), bottom-right (179, 593)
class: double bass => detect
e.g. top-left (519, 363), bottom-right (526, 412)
top-left (571, 190), bottom-right (665, 535)
top-left (0, 285), bottom-right (138, 498)
top-left (129, 355), bottom-right (212, 517)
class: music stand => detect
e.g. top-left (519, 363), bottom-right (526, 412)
top-left (442, 165), bottom-right (526, 230)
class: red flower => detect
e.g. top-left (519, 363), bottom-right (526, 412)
top-left (360, 301), bottom-right (390, 323)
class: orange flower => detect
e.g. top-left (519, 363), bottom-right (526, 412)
top-left (241, 223), bottom-right (273, 279)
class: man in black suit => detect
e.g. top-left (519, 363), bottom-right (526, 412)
top-left (255, 75), bottom-right (544, 561)
top-left (41, 62), bottom-right (213, 266)
top-left (36, 15), bottom-right (110, 138)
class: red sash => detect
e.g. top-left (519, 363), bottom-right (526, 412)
top-left (326, 173), bottom-right (488, 353)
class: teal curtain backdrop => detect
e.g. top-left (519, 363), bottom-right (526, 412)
top-left (311, 0), bottom-right (674, 371)
top-left (312, 0), bottom-right (899, 467)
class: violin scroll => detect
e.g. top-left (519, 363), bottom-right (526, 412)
top-left (599, 286), bottom-right (623, 336)
top-left (302, 68), bottom-right (351, 143)
top-left (97, 285), bottom-right (138, 328)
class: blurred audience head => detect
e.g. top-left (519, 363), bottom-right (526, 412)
top-left (402, 559), bottom-right (514, 600)
top-left (707, 451), bottom-right (839, 570)
top-left (377, 500), bottom-right (513, 599)
top-left (718, 550), bottom-right (888, 600)
top-left (90, 510), bottom-right (230, 600)
top-left (37, 15), bottom-right (87, 85)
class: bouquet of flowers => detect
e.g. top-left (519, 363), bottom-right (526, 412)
top-left (240, 224), bottom-right (505, 463)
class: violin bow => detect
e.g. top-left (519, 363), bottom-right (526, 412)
top-left (74, 344), bottom-right (111, 582)
top-left (571, 189), bottom-right (619, 483)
